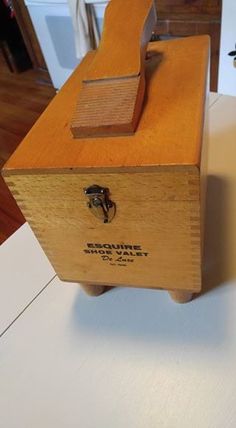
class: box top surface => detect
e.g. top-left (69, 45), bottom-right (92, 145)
top-left (4, 36), bottom-right (209, 174)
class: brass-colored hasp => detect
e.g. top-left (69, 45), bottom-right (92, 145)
top-left (71, 0), bottom-right (157, 138)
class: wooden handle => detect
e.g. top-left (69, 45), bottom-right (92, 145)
top-left (85, 0), bottom-right (156, 81)
top-left (71, 0), bottom-right (157, 139)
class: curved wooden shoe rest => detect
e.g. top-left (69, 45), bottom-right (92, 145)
top-left (71, 0), bottom-right (156, 138)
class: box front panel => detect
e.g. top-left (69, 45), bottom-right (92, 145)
top-left (4, 170), bottom-right (201, 291)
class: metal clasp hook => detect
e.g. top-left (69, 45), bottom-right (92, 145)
top-left (84, 185), bottom-right (116, 223)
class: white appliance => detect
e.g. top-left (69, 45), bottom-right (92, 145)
top-left (24, 0), bottom-right (108, 89)
top-left (218, 0), bottom-right (236, 96)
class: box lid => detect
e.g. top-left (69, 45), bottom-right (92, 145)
top-left (3, 36), bottom-right (209, 175)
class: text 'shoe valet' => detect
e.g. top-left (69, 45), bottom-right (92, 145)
top-left (2, 0), bottom-right (210, 303)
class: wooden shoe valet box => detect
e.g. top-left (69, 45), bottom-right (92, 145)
top-left (2, 35), bottom-right (209, 302)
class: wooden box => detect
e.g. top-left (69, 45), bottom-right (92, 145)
top-left (2, 36), bottom-right (209, 302)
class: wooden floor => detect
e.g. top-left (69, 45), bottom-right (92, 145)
top-left (0, 59), bottom-right (55, 244)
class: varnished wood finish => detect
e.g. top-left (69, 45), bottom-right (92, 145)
top-left (2, 36), bottom-right (209, 297)
top-left (0, 175), bottom-right (24, 244)
top-left (4, 37), bottom-right (209, 171)
top-left (71, 0), bottom-right (156, 138)
top-left (85, 0), bottom-right (156, 80)
top-left (0, 60), bottom-right (55, 244)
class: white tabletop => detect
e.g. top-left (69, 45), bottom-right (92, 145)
top-left (0, 223), bottom-right (55, 335)
top-left (1, 93), bottom-right (236, 428)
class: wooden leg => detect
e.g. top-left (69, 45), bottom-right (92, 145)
top-left (168, 290), bottom-right (193, 304)
top-left (80, 283), bottom-right (106, 296)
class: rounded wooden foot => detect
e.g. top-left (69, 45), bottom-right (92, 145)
top-left (80, 283), bottom-right (106, 296)
top-left (168, 290), bottom-right (193, 304)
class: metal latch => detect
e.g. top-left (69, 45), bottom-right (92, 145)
top-left (84, 185), bottom-right (115, 223)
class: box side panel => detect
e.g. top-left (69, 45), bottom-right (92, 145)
top-left (4, 170), bottom-right (201, 291)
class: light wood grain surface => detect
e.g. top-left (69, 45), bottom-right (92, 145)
top-left (0, 65), bottom-right (55, 244)
top-left (4, 170), bottom-right (201, 291)
top-left (3, 36), bottom-right (209, 172)
top-left (71, 0), bottom-right (156, 138)
top-left (1, 94), bottom-right (236, 427)
top-left (85, 0), bottom-right (156, 80)
top-left (2, 35), bottom-right (209, 295)
top-left (71, 74), bottom-right (146, 137)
